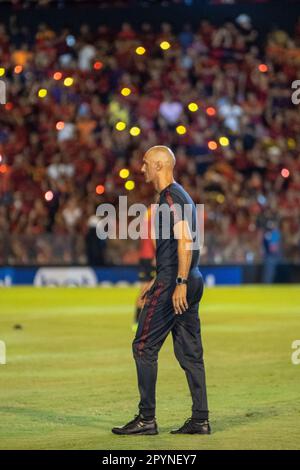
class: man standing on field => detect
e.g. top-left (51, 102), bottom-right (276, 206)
top-left (112, 146), bottom-right (210, 435)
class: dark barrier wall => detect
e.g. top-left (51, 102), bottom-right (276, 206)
top-left (1, 1), bottom-right (300, 37)
top-left (0, 264), bottom-right (300, 286)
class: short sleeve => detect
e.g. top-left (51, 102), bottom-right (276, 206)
top-left (164, 188), bottom-right (186, 225)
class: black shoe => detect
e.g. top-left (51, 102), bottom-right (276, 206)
top-left (170, 418), bottom-right (211, 435)
top-left (112, 414), bottom-right (158, 435)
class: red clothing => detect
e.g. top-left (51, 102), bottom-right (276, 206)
top-left (139, 207), bottom-right (155, 260)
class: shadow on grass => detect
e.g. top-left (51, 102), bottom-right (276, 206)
top-left (0, 406), bottom-right (107, 428)
top-left (1, 402), bottom-right (290, 436)
top-left (212, 406), bottom-right (281, 433)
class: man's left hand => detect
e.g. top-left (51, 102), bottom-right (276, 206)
top-left (172, 284), bottom-right (188, 315)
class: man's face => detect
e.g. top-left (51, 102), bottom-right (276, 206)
top-left (141, 153), bottom-right (155, 183)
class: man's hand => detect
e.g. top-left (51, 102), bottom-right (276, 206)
top-left (172, 284), bottom-right (188, 315)
top-left (138, 279), bottom-right (155, 307)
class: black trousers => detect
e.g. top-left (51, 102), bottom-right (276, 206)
top-left (132, 268), bottom-right (209, 420)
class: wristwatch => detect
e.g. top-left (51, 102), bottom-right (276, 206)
top-left (176, 277), bottom-right (188, 285)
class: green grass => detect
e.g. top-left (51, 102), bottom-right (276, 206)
top-left (0, 286), bottom-right (300, 450)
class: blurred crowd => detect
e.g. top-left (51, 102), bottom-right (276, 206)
top-left (0, 0), bottom-right (192, 9)
top-left (1, 0), bottom-right (290, 8)
top-left (1, 12), bottom-right (300, 265)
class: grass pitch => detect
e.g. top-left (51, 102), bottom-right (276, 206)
top-left (0, 285), bottom-right (300, 450)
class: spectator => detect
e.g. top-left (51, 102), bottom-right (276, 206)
top-left (0, 14), bottom-right (299, 266)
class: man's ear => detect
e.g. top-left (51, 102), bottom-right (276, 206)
top-left (155, 161), bottom-right (162, 171)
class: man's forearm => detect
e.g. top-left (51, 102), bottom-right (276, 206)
top-left (177, 233), bottom-right (192, 279)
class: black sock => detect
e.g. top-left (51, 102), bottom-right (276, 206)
top-left (141, 413), bottom-right (155, 421)
top-left (192, 417), bottom-right (208, 423)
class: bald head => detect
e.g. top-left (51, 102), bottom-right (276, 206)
top-left (145, 146), bottom-right (176, 169)
top-left (141, 145), bottom-right (176, 189)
